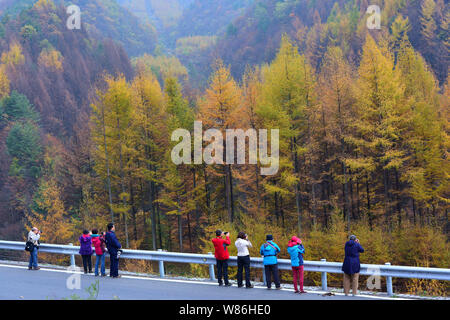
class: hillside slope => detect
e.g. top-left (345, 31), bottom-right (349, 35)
top-left (215, 0), bottom-right (448, 84)
top-left (0, 0), bottom-right (158, 57)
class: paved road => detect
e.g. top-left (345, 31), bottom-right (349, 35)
top-left (0, 264), bottom-right (389, 300)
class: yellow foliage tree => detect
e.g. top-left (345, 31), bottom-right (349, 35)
top-left (198, 60), bottom-right (242, 223)
top-left (26, 178), bottom-right (73, 245)
top-left (0, 65), bottom-right (10, 99)
top-left (33, 0), bottom-right (56, 11)
top-left (1, 43), bottom-right (25, 70)
top-left (38, 48), bottom-right (64, 72)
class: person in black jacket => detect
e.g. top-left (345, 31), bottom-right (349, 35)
top-left (105, 223), bottom-right (122, 278)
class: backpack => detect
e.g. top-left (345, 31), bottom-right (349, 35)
top-left (98, 235), bottom-right (106, 252)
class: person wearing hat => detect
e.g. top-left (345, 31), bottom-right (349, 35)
top-left (260, 234), bottom-right (281, 289)
top-left (287, 236), bottom-right (306, 293)
top-left (342, 234), bottom-right (364, 296)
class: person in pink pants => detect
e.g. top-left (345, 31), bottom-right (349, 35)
top-left (287, 236), bottom-right (306, 293)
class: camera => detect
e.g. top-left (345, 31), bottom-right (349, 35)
top-left (224, 231), bottom-right (229, 235)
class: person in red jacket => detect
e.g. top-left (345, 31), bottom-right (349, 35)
top-left (212, 230), bottom-right (232, 286)
top-left (91, 229), bottom-right (107, 277)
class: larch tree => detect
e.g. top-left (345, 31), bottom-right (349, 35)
top-left (158, 76), bottom-right (195, 252)
top-left (420, 0), bottom-right (437, 59)
top-left (198, 60), bottom-right (241, 223)
top-left (129, 67), bottom-right (166, 250)
top-left (91, 75), bottom-right (133, 248)
top-left (318, 46), bottom-right (356, 228)
top-left (0, 65), bottom-right (10, 99)
top-left (235, 66), bottom-right (266, 220)
top-left (258, 35), bottom-right (316, 233)
top-left (351, 34), bottom-right (407, 229)
top-left (396, 41), bottom-right (448, 224)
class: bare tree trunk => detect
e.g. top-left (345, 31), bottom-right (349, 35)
top-left (343, 163), bottom-right (350, 231)
top-left (395, 169), bottom-right (402, 226)
top-left (292, 137), bottom-right (302, 235)
top-left (100, 105), bottom-right (114, 223)
top-left (383, 167), bottom-right (391, 230)
top-left (129, 179), bottom-right (138, 242)
top-left (366, 174), bottom-right (372, 230)
top-left (177, 213), bottom-right (183, 252)
top-left (192, 168), bottom-right (200, 236)
top-left (149, 181), bottom-right (157, 250)
top-left (225, 164), bottom-right (234, 223)
top-left (117, 119), bottom-right (129, 248)
top-left (203, 164), bottom-right (211, 222)
top-left (187, 212), bottom-right (193, 252)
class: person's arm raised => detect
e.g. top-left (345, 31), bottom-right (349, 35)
top-left (358, 243), bottom-right (364, 253)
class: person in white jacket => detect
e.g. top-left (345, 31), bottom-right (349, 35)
top-left (235, 232), bottom-right (253, 288)
top-left (27, 227), bottom-right (41, 270)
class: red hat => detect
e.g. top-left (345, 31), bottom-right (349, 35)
top-left (288, 236), bottom-right (302, 246)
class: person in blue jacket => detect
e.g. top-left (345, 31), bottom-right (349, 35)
top-left (105, 223), bottom-right (122, 278)
top-left (287, 236), bottom-right (306, 293)
top-left (260, 235), bottom-right (281, 289)
top-left (341, 234), bottom-right (364, 296)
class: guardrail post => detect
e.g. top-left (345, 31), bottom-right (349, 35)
top-left (158, 249), bottom-right (165, 278)
top-left (69, 243), bottom-right (75, 267)
top-left (385, 262), bottom-right (393, 296)
top-left (321, 258), bottom-right (328, 291)
top-left (208, 252), bottom-right (216, 281)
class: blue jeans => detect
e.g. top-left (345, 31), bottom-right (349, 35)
top-left (95, 253), bottom-right (105, 276)
top-left (28, 247), bottom-right (38, 268)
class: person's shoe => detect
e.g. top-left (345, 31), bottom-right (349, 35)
top-left (84, 271), bottom-right (87, 274)
top-left (101, 274), bottom-right (107, 277)
top-left (267, 287), bottom-right (271, 290)
top-left (112, 275), bottom-right (121, 278)
top-left (218, 283), bottom-right (223, 286)
top-left (225, 283), bottom-right (232, 287)
top-left (95, 274), bottom-right (99, 277)
top-left (238, 285), bottom-right (244, 288)
top-left (300, 290), bottom-right (307, 294)
top-left (32, 267), bottom-right (40, 270)
top-left (275, 286), bottom-right (282, 290)
top-left (28, 267), bottom-right (32, 270)
top-left (246, 285), bottom-right (254, 289)
top-left (294, 290), bottom-right (300, 293)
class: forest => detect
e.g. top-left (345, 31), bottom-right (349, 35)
top-left (0, 0), bottom-right (448, 295)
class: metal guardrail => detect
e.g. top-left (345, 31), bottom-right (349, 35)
top-left (1, 240), bottom-right (449, 296)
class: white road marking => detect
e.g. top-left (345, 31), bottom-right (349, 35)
top-left (0, 264), bottom-right (410, 300)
